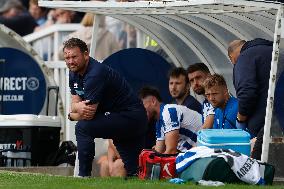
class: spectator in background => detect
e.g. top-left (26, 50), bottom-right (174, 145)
top-left (118, 23), bottom-right (127, 49)
top-left (203, 74), bottom-right (238, 129)
top-left (227, 38), bottom-right (272, 160)
top-left (168, 67), bottom-right (202, 114)
top-left (35, 8), bottom-right (82, 31)
top-left (187, 63), bottom-right (214, 129)
top-left (54, 9), bottom-right (77, 24)
top-left (92, 0), bottom-right (124, 42)
top-left (118, 23), bottom-right (137, 49)
top-left (139, 86), bottom-right (202, 154)
top-left (0, 0), bottom-right (37, 36)
top-left (29, 0), bottom-right (48, 27)
top-left (105, 15), bottom-right (123, 41)
top-left (59, 13), bottom-right (120, 61)
top-left (128, 25), bottom-right (137, 48)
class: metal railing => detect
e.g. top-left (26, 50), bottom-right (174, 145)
top-left (24, 24), bottom-right (82, 61)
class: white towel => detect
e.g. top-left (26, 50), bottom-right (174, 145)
top-left (176, 146), bottom-right (265, 185)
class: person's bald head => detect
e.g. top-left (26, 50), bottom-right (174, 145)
top-left (228, 40), bottom-right (246, 65)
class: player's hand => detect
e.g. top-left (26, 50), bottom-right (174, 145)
top-left (77, 100), bottom-right (97, 120)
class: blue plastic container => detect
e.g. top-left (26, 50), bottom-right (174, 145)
top-left (197, 129), bottom-right (251, 156)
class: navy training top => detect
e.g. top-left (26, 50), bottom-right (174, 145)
top-left (172, 95), bottom-right (202, 114)
top-left (181, 94), bottom-right (202, 114)
top-left (69, 58), bottom-right (143, 113)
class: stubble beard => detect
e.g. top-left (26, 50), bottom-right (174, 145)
top-left (195, 88), bottom-right (205, 95)
top-left (173, 90), bottom-right (187, 101)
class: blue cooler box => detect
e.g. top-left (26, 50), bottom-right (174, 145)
top-left (197, 129), bottom-right (251, 156)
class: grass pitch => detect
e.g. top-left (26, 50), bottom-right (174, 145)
top-left (0, 171), bottom-right (283, 189)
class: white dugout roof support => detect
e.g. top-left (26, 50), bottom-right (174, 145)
top-left (39, 0), bottom-right (284, 163)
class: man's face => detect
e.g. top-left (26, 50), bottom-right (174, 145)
top-left (29, 4), bottom-right (42, 20)
top-left (55, 9), bottom-right (73, 23)
top-left (188, 71), bottom-right (208, 95)
top-left (205, 85), bottom-right (227, 108)
top-left (64, 47), bottom-right (89, 74)
top-left (142, 96), bottom-right (157, 121)
top-left (169, 75), bottom-right (188, 100)
top-left (2, 7), bottom-right (21, 18)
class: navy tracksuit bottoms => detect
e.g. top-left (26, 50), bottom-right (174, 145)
top-left (75, 110), bottom-right (148, 177)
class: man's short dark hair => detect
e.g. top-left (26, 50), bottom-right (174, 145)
top-left (187, 63), bottom-right (210, 74)
top-left (63, 38), bottom-right (89, 53)
top-left (139, 86), bottom-right (162, 102)
top-left (168, 67), bottom-right (189, 83)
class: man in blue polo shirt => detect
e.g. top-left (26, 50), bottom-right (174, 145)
top-left (203, 74), bottom-right (238, 129)
top-left (64, 38), bottom-right (148, 177)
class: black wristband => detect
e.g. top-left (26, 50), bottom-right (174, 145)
top-left (236, 116), bottom-right (246, 123)
top-left (68, 113), bottom-right (74, 121)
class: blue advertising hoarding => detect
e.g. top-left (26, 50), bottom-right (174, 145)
top-left (0, 48), bottom-right (46, 114)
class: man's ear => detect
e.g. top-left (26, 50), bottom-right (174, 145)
top-left (151, 96), bottom-right (156, 104)
top-left (223, 86), bottom-right (229, 96)
top-left (151, 96), bottom-right (159, 106)
top-left (83, 51), bottom-right (89, 59)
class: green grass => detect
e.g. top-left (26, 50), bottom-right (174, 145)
top-left (0, 171), bottom-right (283, 189)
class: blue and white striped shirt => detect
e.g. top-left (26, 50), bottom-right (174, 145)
top-left (202, 99), bottom-right (215, 123)
top-left (156, 104), bottom-right (202, 152)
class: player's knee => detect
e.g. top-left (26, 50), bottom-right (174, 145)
top-left (110, 159), bottom-right (126, 177)
top-left (97, 156), bottom-right (110, 177)
top-left (113, 159), bottom-right (124, 169)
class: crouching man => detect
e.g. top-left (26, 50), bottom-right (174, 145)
top-left (139, 86), bottom-right (202, 154)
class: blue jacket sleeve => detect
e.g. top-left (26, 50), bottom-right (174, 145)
top-left (233, 53), bottom-right (259, 116)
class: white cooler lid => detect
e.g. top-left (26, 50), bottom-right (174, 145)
top-left (0, 114), bottom-right (61, 128)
